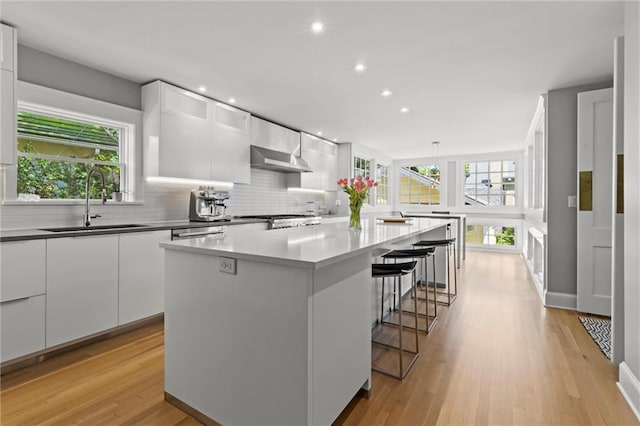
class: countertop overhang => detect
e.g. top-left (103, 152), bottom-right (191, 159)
top-left (160, 218), bottom-right (451, 269)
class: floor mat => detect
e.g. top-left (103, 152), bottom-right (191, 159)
top-left (579, 316), bottom-right (611, 360)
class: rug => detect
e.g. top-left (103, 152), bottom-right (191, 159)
top-left (579, 316), bottom-right (612, 360)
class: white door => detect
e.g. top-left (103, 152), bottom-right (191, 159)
top-left (577, 88), bottom-right (614, 315)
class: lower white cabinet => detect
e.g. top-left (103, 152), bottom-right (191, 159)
top-left (46, 235), bottom-right (119, 348)
top-left (0, 295), bottom-right (46, 362)
top-left (118, 231), bottom-right (169, 325)
top-left (0, 239), bottom-right (46, 362)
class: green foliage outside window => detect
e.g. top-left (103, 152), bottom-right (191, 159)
top-left (495, 226), bottom-right (515, 246)
top-left (16, 111), bottom-right (123, 199)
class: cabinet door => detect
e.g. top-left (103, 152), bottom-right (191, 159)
top-left (250, 117), bottom-right (300, 156)
top-left (1, 240), bottom-right (46, 302)
top-left (211, 103), bottom-right (251, 184)
top-left (118, 231), bottom-right (170, 325)
top-left (300, 133), bottom-right (325, 190)
top-left (0, 295), bottom-right (46, 362)
top-left (1, 24), bottom-right (15, 72)
top-left (1, 69), bottom-right (15, 165)
top-left (158, 83), bottom-right (213, 180)
top-left (321, 140), bottom-right (338, 190)
top-left (46, 235), bottom-right (119, 347)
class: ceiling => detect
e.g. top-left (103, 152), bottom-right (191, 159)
top-left (2, 1), bottom-right (624, 159)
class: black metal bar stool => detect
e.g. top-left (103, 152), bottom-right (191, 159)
top-left (371, 261), bottom-right (419, 380)
top-left (381, 248), bottom-right (438, 333)
top-left (413, 235), bottom-right (457, 306)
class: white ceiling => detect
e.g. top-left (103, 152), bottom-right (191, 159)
top-left (2, 1), bottom-right (624, 159)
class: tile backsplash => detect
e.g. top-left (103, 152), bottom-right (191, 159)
top-left (0, 169), bottom-right (330, 230)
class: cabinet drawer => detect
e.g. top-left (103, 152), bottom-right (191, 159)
top-left (0, 240), bottom-right (46, 302)
top-left (0, 294), bottom-right (46, 362)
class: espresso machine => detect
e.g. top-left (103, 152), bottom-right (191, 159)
top-left (188, 187), bottom-right (231, 222)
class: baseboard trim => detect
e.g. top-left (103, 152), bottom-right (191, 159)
top-left (521, 253), bottom-right (544, 304)
top-left (165, 391), bottom-right (221, 426)
top-left (618, 361), bottom-right (640, 422)
top-left (1, 313), bottom-right (164, 375)
top-left (544, 291), bottom-right (577, 310)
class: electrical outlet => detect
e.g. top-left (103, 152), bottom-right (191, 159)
top-left (568, 195), bottom-right (577, 208)
top-left (219, 257), bottom-right (237, 275)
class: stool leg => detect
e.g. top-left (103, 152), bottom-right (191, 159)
top-left (397, 275), bottom-right (404, 377)
top-left (452, 242), bottom-right (458, 297)
top-left (380, 277), bottom-right (385, 323)
top-left (413, 269), bottom-right (419, 351)
top-left (432, 253), bottom-right (438, 310)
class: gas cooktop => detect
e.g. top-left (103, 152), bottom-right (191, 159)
top-left (234, 214), bottom-right (321, 229)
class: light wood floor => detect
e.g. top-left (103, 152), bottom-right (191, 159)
top-left (1, 252), bottom-right (637, 425)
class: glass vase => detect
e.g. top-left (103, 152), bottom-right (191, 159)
top-left (349, 197), bottom-right (363, 229)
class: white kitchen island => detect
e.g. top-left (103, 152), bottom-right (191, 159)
top-left (160, 217), bottom-right (450, 426)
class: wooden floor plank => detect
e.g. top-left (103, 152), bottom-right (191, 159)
top-left (1, 252), bottom-right (637, 425)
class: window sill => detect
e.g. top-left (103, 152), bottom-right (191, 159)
top-left (2, 200), bottom-right (144, 206)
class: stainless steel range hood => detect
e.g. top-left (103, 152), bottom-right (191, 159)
top-left (250, 145), bottom-right (313, 173)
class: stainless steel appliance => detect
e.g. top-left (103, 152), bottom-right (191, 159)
top-left (234, 214), bottom-right (322, 229)
top-left (171, 226), bottom-right (224, 240)
top-left (189, 188), bottom-right (231, 222)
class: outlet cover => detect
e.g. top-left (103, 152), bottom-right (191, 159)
top-left (219, 257), bottom-right (237, 275)
top-left (568, 195), bottom-right (577, 208)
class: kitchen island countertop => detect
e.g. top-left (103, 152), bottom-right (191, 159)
top-left (160, 217), bottom-right (450, 269)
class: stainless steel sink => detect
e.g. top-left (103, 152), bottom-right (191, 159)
top-left (41, 224), bottom-right (149, 232)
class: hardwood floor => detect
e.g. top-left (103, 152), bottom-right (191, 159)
top-left (1, 252), bottom-right (637, 425)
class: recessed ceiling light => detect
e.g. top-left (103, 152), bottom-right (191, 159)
top-left (228, 98), bottom-right (236, 104)
top-left (317, 131), bottom-right (323, 136)
top-left (332, 138), bottom-right (337, 142)
top-left (311, 22), bottom-right (324, 33)
top-left (198, 86), bottom-right (206, 93)
top-left (354, 63), bottom-right (367, 73)
top-left (381, 89), bottom-right (392, 97)
top-left (401, 107), bottom-right (410, 113)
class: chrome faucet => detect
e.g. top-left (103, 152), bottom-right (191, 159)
top-left (84, 166), bottom-right (108, 227)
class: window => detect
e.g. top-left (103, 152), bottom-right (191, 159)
top-left (16, 104), bottom-right (130, 200)
top-left (376, 164), bottom-right (388, 205)
top-left (399, 164), bottom-right (440, 205)
top-left (464, 160), bottom-right (516, 207)
top-left (353, 156), bottom-right (371, 203)
top-left (466, 225), bottom-right (516, 247)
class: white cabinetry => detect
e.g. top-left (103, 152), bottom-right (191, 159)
top-left (288, 133), bottom-right (338, 191)
top-left (142, 81), bottom-right (251, 183)
top-left (0, 240), bottom-right (46, 362)
top-left (46, 235), bottom-right (119, 347)
top-left (251, 116), bottom-right (301, 156)
top-left (211, 103), bottom-right (251, 183)
top-left (118, 231), bottom-right (170, 325)
top-left (0, 24), bottom-right (16, 165)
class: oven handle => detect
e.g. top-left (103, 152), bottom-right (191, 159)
top-left (175, 230), bottom-right (224, 239)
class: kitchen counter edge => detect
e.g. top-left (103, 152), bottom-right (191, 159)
top-left (0, 219), bottom-right (268, 242)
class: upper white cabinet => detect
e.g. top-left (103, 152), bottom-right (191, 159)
top-left (46, 235), bottom-right (119, 348)
top-left (0, 24), bottom-right (16, 165)
top-left (251, 116), bottom-right (301, 156)
top-left (142, 81), bottom-right (250, 183)
top-left (288, 133), bottom-right (338, 191)
top-left (211, 102), bottom-right (251, 184)
top-left (1, 23), bottom-right (15, 71)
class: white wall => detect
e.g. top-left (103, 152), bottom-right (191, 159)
top-left (619, 2), bottom-right (640, 420)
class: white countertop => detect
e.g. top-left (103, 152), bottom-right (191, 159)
top-left (160, 217), bottom-right (450, 269)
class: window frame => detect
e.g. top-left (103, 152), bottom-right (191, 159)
top-left (3, 81), bottom-right (140, 204)
top-left (463, 159), bottom-right (517, 208)
top-left (375, 163), bottom-right (389, 206)
top-left (398, 163), bottom-right (443, 207)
